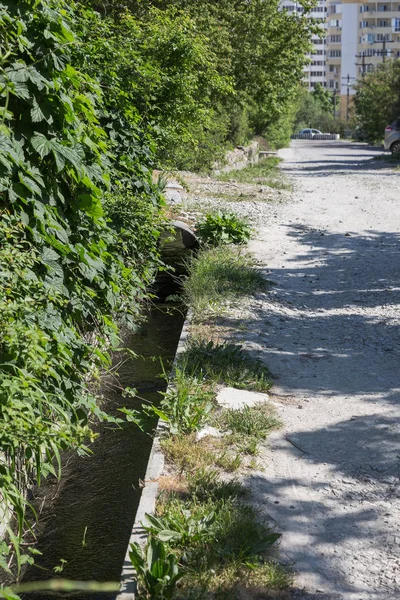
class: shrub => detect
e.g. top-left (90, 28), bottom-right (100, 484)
top-left (196, 212), bottom-right (251, 246)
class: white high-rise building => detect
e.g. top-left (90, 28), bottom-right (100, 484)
top-left (326, 0), bottom-right (400, 119)
top-left (281, 1), bottom-right (328, 89)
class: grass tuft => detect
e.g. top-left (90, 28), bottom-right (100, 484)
top-left (181, 339), bottom-right (273, 392)
top-left (219, 403), bottom-right (281, 440)
top-left (183, 245), bottom-right (266, 318)
top-left (216, 157), bottom-right (291, 190)
top-left (187, 469), bottom-right (246, 501)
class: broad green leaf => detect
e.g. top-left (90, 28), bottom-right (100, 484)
top-left (31, 133), bottom-right (52, 158)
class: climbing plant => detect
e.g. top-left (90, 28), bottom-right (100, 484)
top-left (0, 0), bottom-right (163, 576)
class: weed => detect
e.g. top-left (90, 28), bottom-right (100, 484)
top-left (219, 404), bottom-right (281, 441)
top-left (148, 367), bottom-right (214, 435)
top-left (129, 537), bottom-right (184, 599)
top-left (186, 469), bottom-right (246, 502)
top-left (157, 495), bottom-right (280, 573)
top-left (161, 434), bottom-right (216, 473)
top-left (183, 246), bottom-right (266, 318)
top-left (181, 339), bottom-right (272, 392)
top-left (215, 451), bottom-right (242, 472)
top-left (216, 157), bottom-right (291, 190)
top-left (143, 508), bottom-right (215, 546)
top-left (196, 211), bottom-right (251, 246)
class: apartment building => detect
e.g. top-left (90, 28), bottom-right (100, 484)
top-left (326, 0), bottom-right (400, 117)
top-left (281, 1), bottom-right (328, 89)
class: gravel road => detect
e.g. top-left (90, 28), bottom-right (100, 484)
top-left (245, 141), bottom-right (400, 600)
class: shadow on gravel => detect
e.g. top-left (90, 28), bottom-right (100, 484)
top-left (242, 226), bottom-right (400, 404)
top-left (223, 226), bottom-right (400, 475)
top-left (282, 141), bottom-right (395, 176)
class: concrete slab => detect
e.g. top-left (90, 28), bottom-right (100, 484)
top-left (217, 386), bottom-right (270, 410)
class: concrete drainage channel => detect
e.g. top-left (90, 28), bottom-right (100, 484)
top-left (20, 226), bottom-right (194, 600)
top-left (117, 317), bottom-right (191, 600)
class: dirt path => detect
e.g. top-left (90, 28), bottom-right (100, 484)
top-left (244, 141), bottom-right (400, 599)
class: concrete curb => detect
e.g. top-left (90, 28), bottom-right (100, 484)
top-left (116, 310), bottom-right (191, 600)
top-left (291, 133), bottom-right (340, 140)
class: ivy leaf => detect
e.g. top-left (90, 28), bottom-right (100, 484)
top-left (31, 98), bottom-right (49, 123)
top-left (19, 173), bottom-right (42, 196)
top-left (41, 247), bottom-right (64, 278)
top-left (31, 133), bottom-right (52, 158)
top-left (77, 193), bottom-right (103, 218)
top-left (26, 65), bottom-right (48, 90)
top-left (51, 141), bottom-right (84, 175)
top-left (10, 80), bottom-right (30, 100)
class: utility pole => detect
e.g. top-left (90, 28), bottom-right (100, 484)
top-left (341, 75), bottom-right (356, 122)
top-left (355, 52), bottom-right (374, 77)
top-left (373, 38), bottom-right (393, 63)
top-left (333, 87), bottom-right (337, 119)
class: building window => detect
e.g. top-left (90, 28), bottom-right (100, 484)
top-left (360, 5), bottom-right (369, 12)
top-left (378, 20), bottom-right (388, 26)
top-left (329, 50), bottom-right (342, 57)
top-left (378, 4), bottom-right (388, 11)
top-left (394, 18), bottom-right (400, 32)
top-left (377, 33), bottom-right (390, 40)
top-left (330, 34), bottom-right (342, 42)
top-left (329, 19), bottom-right (341, 27)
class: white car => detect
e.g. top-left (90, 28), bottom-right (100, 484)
top-left (298, 128), bottom-right (323, 138)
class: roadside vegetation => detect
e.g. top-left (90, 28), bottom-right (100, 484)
top-left (134, 364), bottom-right (284, 599)
top-left (354, 61), bottom-right (400, 144)
top-left (216, 156), bottom-right (292, 190)
top-left (126, 199), bottom-right (285, 598)
top-left (293, 83), bottom-right (345, 136)
top-left (0, 0), bottom-right (311, 593)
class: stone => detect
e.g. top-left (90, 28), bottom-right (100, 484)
top-left (165, 189), bottom-right (182, 204)
top-left (196, 426), bottom-right (222, 441)
top-left (216, 387), bottom-right (269, 410)
top-left (165, 181), bottom-right (184, 191)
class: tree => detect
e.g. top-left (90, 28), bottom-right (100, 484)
top-left (354, 61), bottom-right (400, 142)
top-left (80, 0), bottom-right (315, 155)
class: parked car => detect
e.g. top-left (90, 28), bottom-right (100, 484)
top-left (298, 128), bottom-right (325, 138)
top-left (384, 118), bottom-right (400, 153)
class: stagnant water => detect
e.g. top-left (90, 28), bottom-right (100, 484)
top-left (22, 302), bottom-right (186, 600)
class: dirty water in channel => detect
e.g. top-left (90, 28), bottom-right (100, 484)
top-left (22, 302), bottom-right (186, 600)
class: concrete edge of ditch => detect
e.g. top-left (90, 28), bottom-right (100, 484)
top-left (116, 309), bottom-right (191, 600)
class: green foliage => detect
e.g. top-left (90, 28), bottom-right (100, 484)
top-left (143, 509), bottom-right (215, 546)
top-left (354, 61), bottom-right (400, 142)
top-left (0, 0), bottom-right (163, 572)
top-left (183, 246), bottom-right (266, 318)
top-left (129, 538), bottom-right (184, 600)
top-left (182, 340), bottom-right (272, 392)
top-left (76, 3), bottom-right (233, 171)
top-left (196, 212), bottom-right (251, 246)
top-left (156, 495), bottom-right (280, 573)
top-left (81, 0), bottom-right (315, 166)
top-left (147, 367), bottom-right (214, 435)
top-left (293, 85), bottom-right (344, 134)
